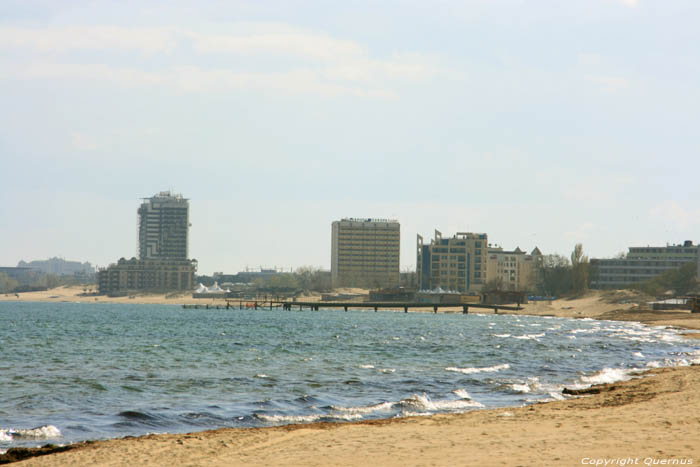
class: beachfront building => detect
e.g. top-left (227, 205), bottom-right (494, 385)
top-left (416, 231), bottom-right (488, 293)
top-left (98, 191), bottom-right (196, 295)
top-left (485, 246), bottom-right (542, 292)
top-left (138, 191), bottom-right (190, 260)
top-left (98, 258), bottom-right (197, 295)
top-left (331, 218), bottom-right (400, 289)
top-left (590, 241), bottom-right (699, 289)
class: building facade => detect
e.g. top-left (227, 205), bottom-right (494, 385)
top-left (331, 218), bottom-right (400, 289)
top-left (416, 231), bottom-right (488, 293)
top-left (98, 258), bottom-right (196, 295)
top-left (590, 241), bottom-right (699, 289)
top-left (138, 191), bottom-right (190, 260)
top-left (98, 191), bottom-right (196, 295)
top-left (485, 247), bottom-right (542, 292)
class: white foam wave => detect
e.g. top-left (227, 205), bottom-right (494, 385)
top-left (331, 402), bottom-right (394, 415)
top-left (378, 368), bottom-right (396, 374)
top-left (399, 394), bottom-right (483, 411)
top-left (359, 364), bottom-right (375, 369)
top-left (452, 389), bottom-right (472, 399)
top-left (580, 368), bottom-right (634, 385)
top-left (513, 333), bottom-right (545, 340)
top-left (510, 383), bottom-right (531, 393)
top-left (493, 334), bottom-right (511, 338)
top-left (0, 425), bottom-right (61, 440)
top-left (255, 414), bottom-right (323, 424)
top-left (445, 363), bottom-right (510, 374)
top-left (633, 352), bottom-right (645, 358)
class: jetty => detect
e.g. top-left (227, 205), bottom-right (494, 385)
top-left (183, 300), bottom-right (522, 314)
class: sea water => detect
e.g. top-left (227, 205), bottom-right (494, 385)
top-left (1, 301), bottom-right (698, 450)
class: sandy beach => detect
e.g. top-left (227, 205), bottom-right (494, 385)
top-left (2, 287), bottom-right (699, 466)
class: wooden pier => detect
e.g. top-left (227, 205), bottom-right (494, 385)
top-left (278, 301), bottom-right (522, 314)
top-left (182, 300), bottom-right (522, 314)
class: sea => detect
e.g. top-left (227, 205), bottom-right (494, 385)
top-left (1, 301), bottom-right (699, 451)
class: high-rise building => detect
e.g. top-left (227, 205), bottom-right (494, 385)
top-left (98, 191), bottom-right (196, 295)
top-left (331, 218), bottom-right (400, 289)
top-left (416, 231), bottom-right (488, 293)
top-left (138, 191), bottom-right (190, 260)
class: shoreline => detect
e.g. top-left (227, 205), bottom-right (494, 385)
top-left (2, 288), bottom-right (699, 465)
top-left (3, 365), bottom-right (699, 466)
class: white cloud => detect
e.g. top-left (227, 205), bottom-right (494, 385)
top-left (649, 201), bottom-right (700, 230)
top-left (0, 26), bottom-right (177, 55)
top-left (585, 75), bottom-right (630, 93)
top-left (0, 24), bottom-right (443, 97)
top-left (618, 0), bottom-right (639, 6)
top-left (3, 62), bottom-right (395, 97)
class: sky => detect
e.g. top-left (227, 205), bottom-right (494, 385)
top-left (1, 0), bottom-right (699, 275)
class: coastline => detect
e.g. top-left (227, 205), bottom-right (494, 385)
top-left (2, 287), bottom-right (699, 465)
top-left (5, 365), bottom-right (699, 466)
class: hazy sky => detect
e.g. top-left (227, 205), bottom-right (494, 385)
top-left (1, 0), bottom-right (699, 275)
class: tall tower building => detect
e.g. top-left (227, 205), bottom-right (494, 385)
top-left (331, 218), bottom-right (400, 289)
top-left (138, 191), bottom-right (190, 260)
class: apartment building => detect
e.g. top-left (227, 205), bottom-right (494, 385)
top-left (331, 218), bottom-right (400, 289)
top-left (98, 191), bottom-right (196, 295)
top-left (590, 241), bottom-right (699, 289)
top-left (98, 257), bottom-right (197, 295)
top-left (416, 231), bottom-right (488, 293)
top-left (485, 246), bottom-right (542, 292)
top-left (138, 191), bottom-right (190, 260)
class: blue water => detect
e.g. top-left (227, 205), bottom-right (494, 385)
top-left (1, 301), bottom-right (698, 449)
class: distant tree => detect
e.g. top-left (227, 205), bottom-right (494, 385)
top-left (483, 277), bottom-right (505, 293)
top-left (571, 244), bottom-right (589, 295)
top-left (536, 254), bottom-right (573, 297)
top-left (634, 263), bottom-right (697, 297)
top-left (399, 269), bottom-right (417, 290)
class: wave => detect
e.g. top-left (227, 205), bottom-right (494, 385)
top-left (399, 394), bottom-right (483, 411)
top-left (512, 333), bottom-right (545, 340)
top-left (0, 425), bottom-right (61, 441)
top-left (580, 368), bottom-right (636, 385)
top-left (330, 401), bottom-right (394, 415)
top-left (445, 363), bottom-right (510, 374)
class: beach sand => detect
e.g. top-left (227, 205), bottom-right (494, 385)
top-left (2, 288), bottom-right (699, 466)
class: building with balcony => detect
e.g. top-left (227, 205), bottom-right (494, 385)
top-left (138, 191), bottom-right (190, 260)
top-left (485, 246), bottom-right (542, 292)
top-left (416, 231), bottom-right (488, 293)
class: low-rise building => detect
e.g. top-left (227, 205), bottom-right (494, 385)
top-left (485, 246), bottom-right (542, 292)
top-left (590, 241), bottom-right (699, 289)
top-left (97, 258), bottom-right (197, 295)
